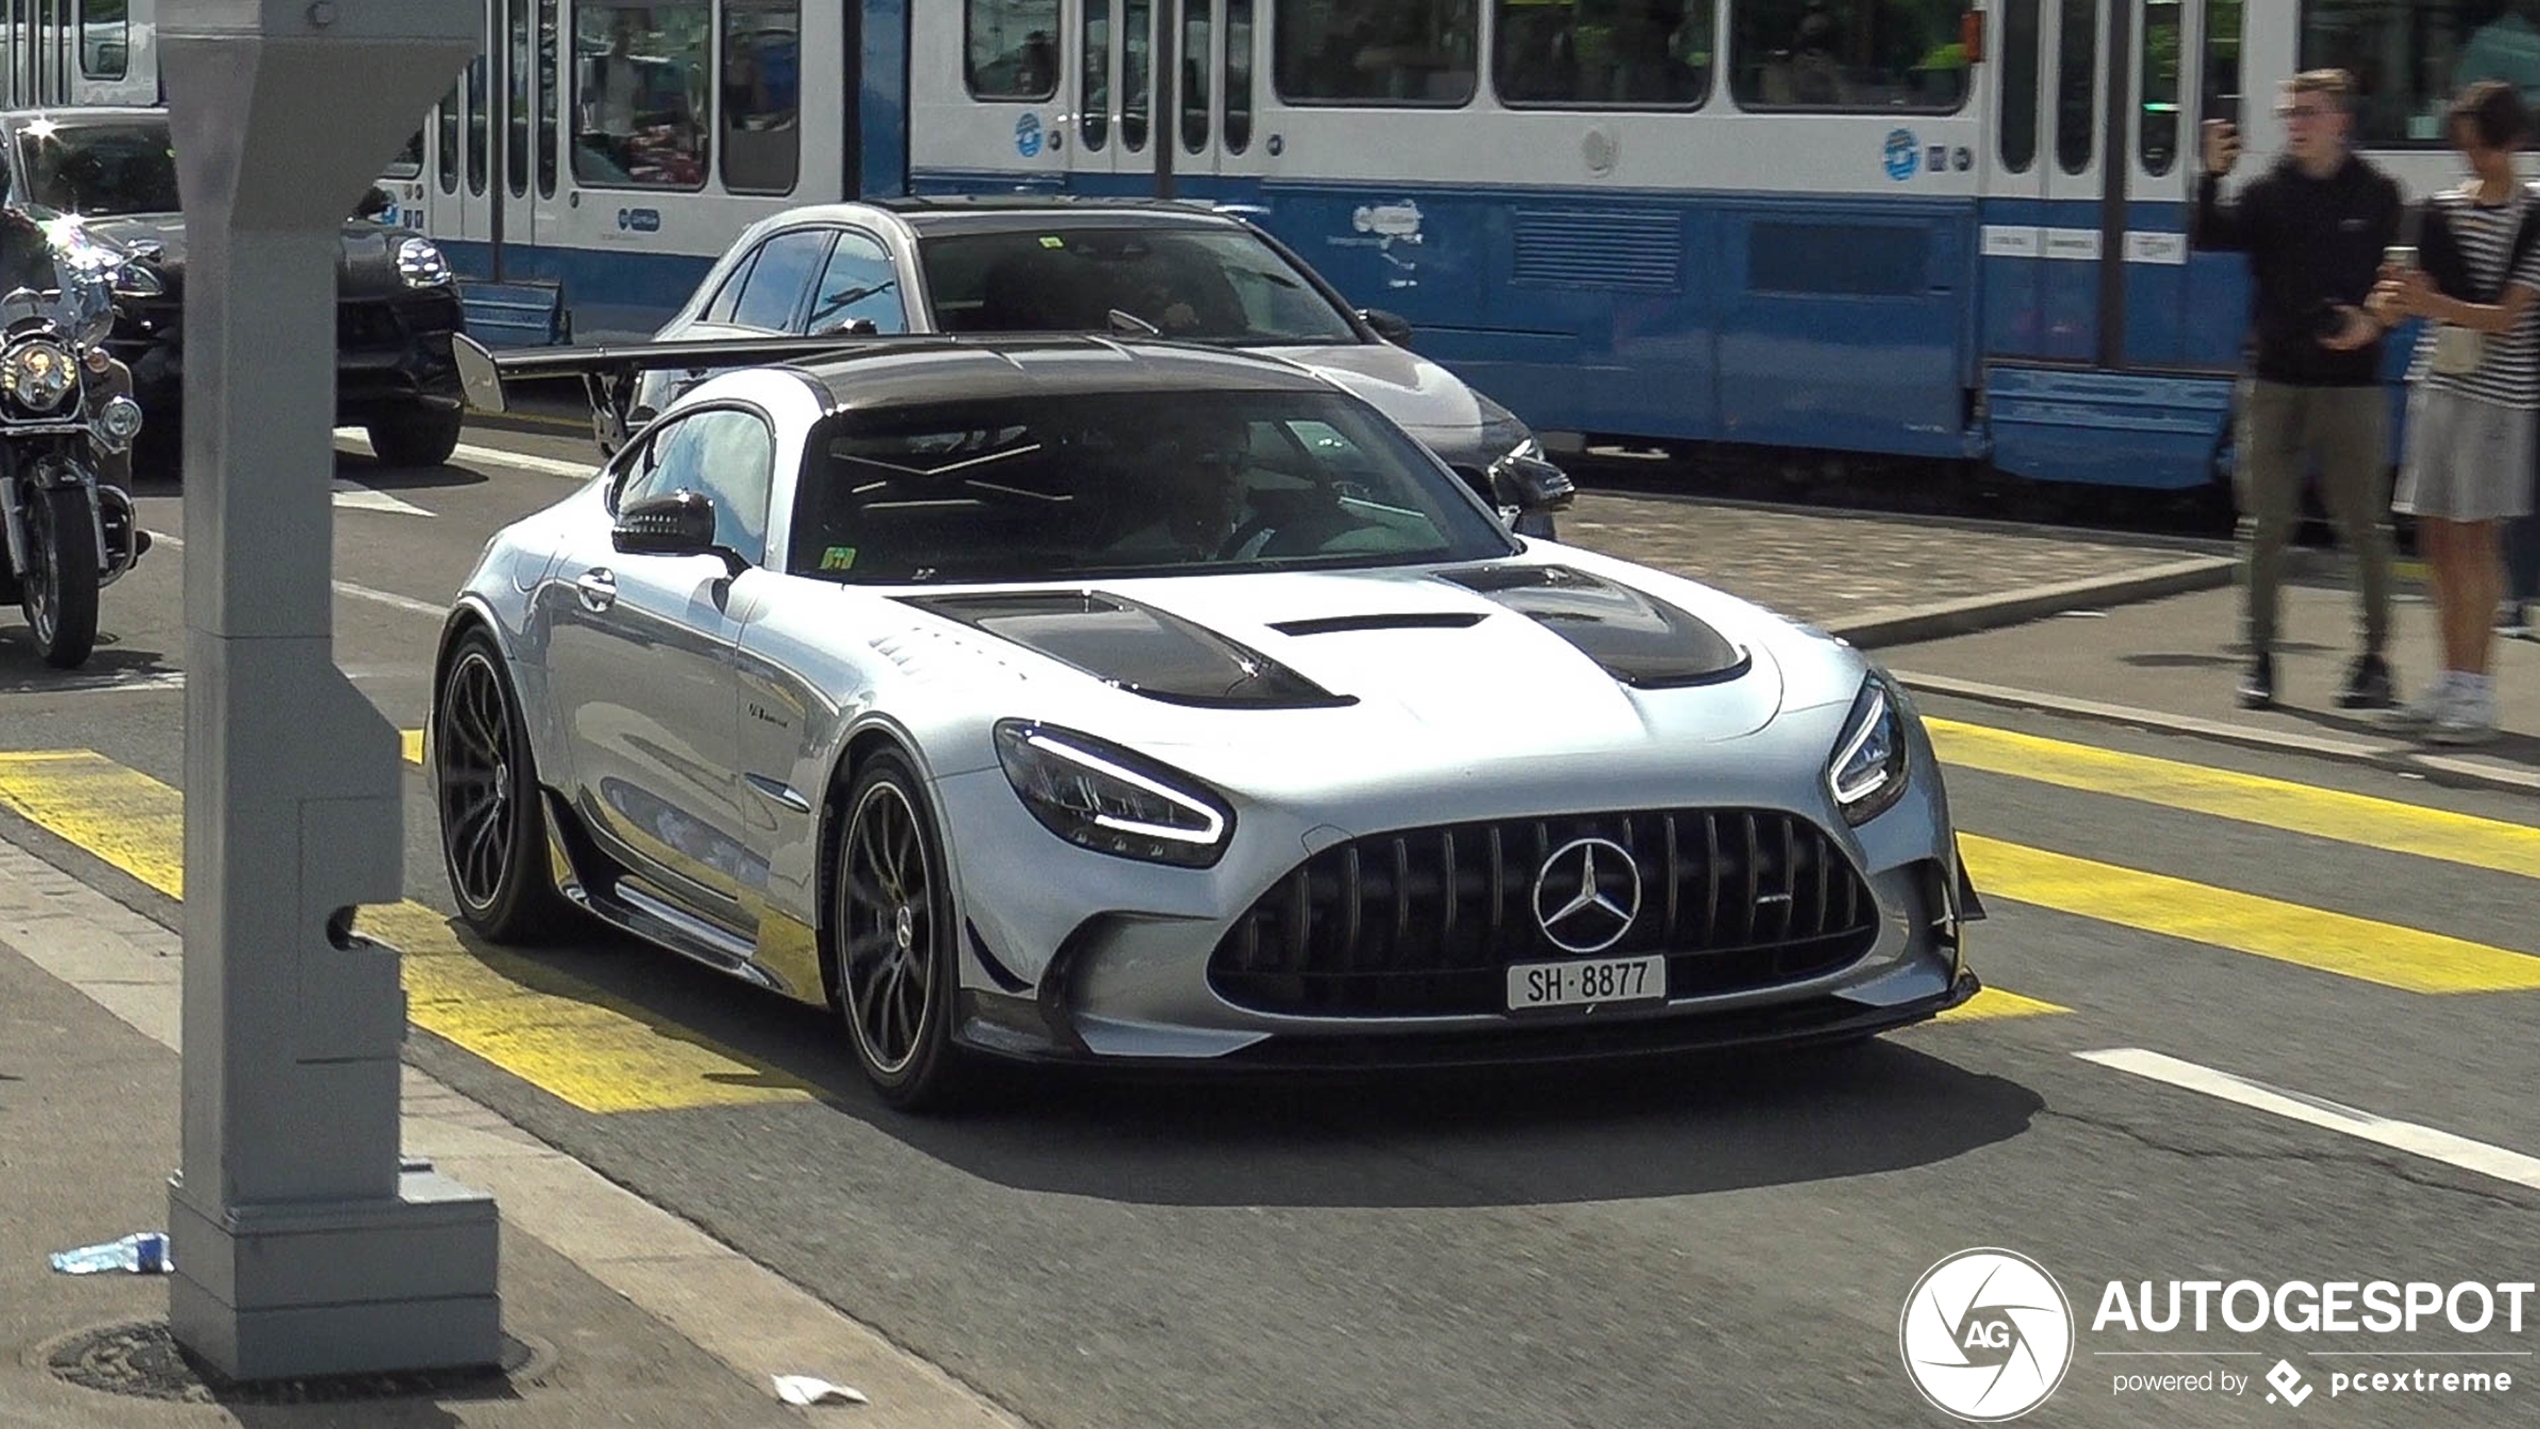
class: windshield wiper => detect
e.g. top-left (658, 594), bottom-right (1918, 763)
top-left (1106, 308), bottom-right (1162, 337)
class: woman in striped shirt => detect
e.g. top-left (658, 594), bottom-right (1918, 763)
top-left (2369, 81), bottom-right (2540, 744)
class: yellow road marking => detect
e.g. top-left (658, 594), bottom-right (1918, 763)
top-left (1959, 834), bottom-right (2540, 995)
top-left (403, 728), bottom-right (425, 766)
top-left (1928, 718), bottom-right (2540, 880)
top-left (0, 751), bottom-right (817, 1114)
top-left (1935, 987), bottom-right (2069, 1022)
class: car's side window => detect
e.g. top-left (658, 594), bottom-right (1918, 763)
top-left (803, 229), bottom-right (907, 335)
top-left (703, 247), bottom-right (762, 324)
top-left (614, 408), bottom-right (776, 569)
top-left (729, 228), bottom-right (833, 331)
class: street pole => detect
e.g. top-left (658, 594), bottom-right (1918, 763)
top-left (160, 0), bottom-right (501, 1381)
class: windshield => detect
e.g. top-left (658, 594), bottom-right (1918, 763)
top-left (788, 389), bottom-right (1515, 584)
top-left (13, 118), bottom-right (182, 218)
top-left (916, 227), bottom-right (1364, 346)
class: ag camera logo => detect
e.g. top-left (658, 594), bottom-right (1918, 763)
top-left (1901, 1248), bottom-right (2075, 1421)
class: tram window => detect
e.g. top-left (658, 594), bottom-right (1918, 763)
top-left (967, 0), bottom-right (1060, 100)
top-left (1494, 0), bottom-right (1712, 109)
top-left (1998, 0), bottom-right (2038, 172)
top-left (804, 231), bottom-right (908, 335)
top-left (2054, 0), bottom-right (2093, 173)
top-left (468, 52), bottom-right (488, 196)
top-left (1082, 5), bottom-right (1110, 150)
top-left (540, 0), bottom-right (560, 197)
top-left (1124, 0), bottom-right (1152, 149)
top-left (2298, 1), bottom-right (2538, 148)
top-left (509, 0), bottom-right (533, 197)
top-left (77, 0), bottom-right (126, 80)
top-left (1273, 0), bottom-right (1480, 106)
top-left (1182, 0), bottom-right (1210, 152)
top-left (723, 0), bottom-right (800, 195)
top-left (572, 1), bottom-right (711, 190)
top-left (438, 78), bottom-right (462, 195)
top-left (1728, 0), bottom-right (1969, 111)
top-left (1225, 0), bottom-right (1253, 151)
top-left (2138, 0), bottom-right (2179, 176)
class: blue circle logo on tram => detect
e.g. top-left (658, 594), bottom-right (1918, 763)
top-left (1883, 128), bottom-right (1919, 181)
top-left (1015, 113), bottom-right (1044, 159)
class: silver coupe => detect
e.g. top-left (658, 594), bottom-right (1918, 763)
top-left (432, 331), bottom-right (1985, 1110)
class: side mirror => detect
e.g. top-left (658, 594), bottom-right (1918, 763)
top-left (1360, 307), bottom-right (1414, 345)
top-left (357, 184), bottom-right (397, 222)
top-left (1494, 452), bottom-right (1576, 514)
top-left (612, 489), bottom-right (742, 573)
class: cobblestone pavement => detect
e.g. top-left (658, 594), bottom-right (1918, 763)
top-left (1554, 490), bottom-right (2222, 628)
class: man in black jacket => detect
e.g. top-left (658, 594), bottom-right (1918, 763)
top-left (2192, 68), bottom-right (2402, 710)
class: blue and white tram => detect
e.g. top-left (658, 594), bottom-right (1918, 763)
top-left (13, 1), bottom-right (2528, 494)
top-left (907, 1), bottom-right (2534, 496)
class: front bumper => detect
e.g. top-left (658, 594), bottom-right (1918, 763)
top-left (930, 749), bottom-right (1977, 1073)
top-left (115, 290), bottom-right (466, 425)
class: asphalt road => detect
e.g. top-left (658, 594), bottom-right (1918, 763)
top-left (0, 414), bottom-right (2533, 1429)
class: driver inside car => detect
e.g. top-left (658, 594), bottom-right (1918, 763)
top-left (1098, 419), bottom-right (1257, 563)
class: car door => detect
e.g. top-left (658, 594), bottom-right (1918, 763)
top-left (542, 404), bottom-right (779, 923)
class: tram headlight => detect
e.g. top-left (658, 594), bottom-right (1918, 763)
top-left (2, 339), bottom-right (77, 413)
top-left (398, 237), bottom-right (454, 289)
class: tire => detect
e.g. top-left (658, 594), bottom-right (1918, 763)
top-left (20, 481), bottom-right (98, 670)
top-left (368, 407), bottom-right (465, 468)
top-left (434, 630), bottom-right (579, 943)
top-left (832, 749), bottom-right (975, 1112)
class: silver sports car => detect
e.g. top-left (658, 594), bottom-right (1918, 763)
top-left (434, 331), bottom-right (1985, 1110)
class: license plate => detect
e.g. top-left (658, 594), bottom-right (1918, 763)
top-left (1505, 954), bottom-right (1667, 1012)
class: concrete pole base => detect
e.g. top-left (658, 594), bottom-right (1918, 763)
top-left (166, 1165), bottom-right (500, 1381)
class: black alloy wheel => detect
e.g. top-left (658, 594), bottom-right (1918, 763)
top-left (835, 749), bottom-right (971, 1111)
top-left (435, 631), bottom-right (575, 942)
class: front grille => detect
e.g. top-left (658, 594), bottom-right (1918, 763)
top-left (339, 302), bottom-right (405, 349)
top-left (1209, 809), bottom-right (1880, 1018)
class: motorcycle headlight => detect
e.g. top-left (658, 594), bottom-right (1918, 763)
top-left (1827, 672), bottom-right (1911, 827)
top-left (2, 339), bottom-right (76, 413)
top-left (994, 720), bottom-right (1234, 868)
top-left (398, 237), bottom-right (454, 289)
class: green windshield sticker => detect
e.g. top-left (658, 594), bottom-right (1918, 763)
top-left (1039, 235), bottom-right (1065, 249)
top-left (820, 546), bottom-right (857, 571)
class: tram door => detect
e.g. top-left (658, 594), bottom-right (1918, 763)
top-left (5, 0), bottom-right (76, 107)
top-left (427, 0), bottom-right (561, 269)
top-left (1065, 0), bottom-right (1256, 199)
top-left (1986, 0), bottom-right (2209, 370)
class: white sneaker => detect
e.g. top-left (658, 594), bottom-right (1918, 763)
top-left (2381, 675), bottom-right (2458, 730)
top-left (2427, 679), bottom-right (2499, 745)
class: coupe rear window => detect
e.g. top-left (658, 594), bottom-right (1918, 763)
top-left (789, 389), bottom-right (1513, 584)
top-left (12, 118), bottom-right (181, 218)
top-left (916, 226), bottom-right (1362, 345)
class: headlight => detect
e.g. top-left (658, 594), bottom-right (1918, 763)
top-left (1827, 672), bottom-right (1911, 827)
top-left (993, 720), bottom-right (1234, 868)
top-left (97, 395), bottom-right (144, 448)
top-left (2, 339), bottom-right (76, 412)
top-left (398, 237), bottom-right (454, 289)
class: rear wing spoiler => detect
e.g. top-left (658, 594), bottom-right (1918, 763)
top-left (449, 331), bottom-right (909, 451)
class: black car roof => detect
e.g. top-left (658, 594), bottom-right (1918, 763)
top-left (870, 195), bottom-right (1252, 238)
top-left (786, 334), bottom-right (1336, 414)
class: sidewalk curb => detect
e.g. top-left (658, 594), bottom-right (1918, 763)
top-left (1891, 669), bottom-right (2540, 799)
top-left (1830, 555), bottom-right (2241, 650)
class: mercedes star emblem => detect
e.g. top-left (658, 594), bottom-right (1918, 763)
top-left (1531, 837), bottom-right (1642, 954)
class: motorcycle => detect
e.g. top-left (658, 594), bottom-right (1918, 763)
top-left (0, 239), bottom-right (147, 669)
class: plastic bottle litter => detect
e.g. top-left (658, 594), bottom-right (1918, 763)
top-left (49, 1232), bottom-right (170, 1275)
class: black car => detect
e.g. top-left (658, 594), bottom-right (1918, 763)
top-left (0, 106), bottom-right (469, 476)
